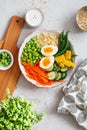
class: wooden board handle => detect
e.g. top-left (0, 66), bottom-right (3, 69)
top-left (2, 16), bottom-right (25, 50)
top-left (0, 40), bottom-right (4, 49)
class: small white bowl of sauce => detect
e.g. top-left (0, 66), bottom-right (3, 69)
top-left (25, 8), bottom-right (44, 28)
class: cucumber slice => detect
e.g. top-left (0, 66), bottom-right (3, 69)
top-left (56, 66), bottom-right (61, 72)
top-left (53, 63), bottom-right (60, 71)
top-left (46, 65), bottom-right (53, 71)
top-left (53, 63), bottom-right (58, 71)
top-left (55, 72), bottom-right (62, 81)
top-left (60, 67), bottom-right (68, 72)
top-left (47, 71), bottom-right (57, 80)
top-left (61, 72), bottom-right (67, 79)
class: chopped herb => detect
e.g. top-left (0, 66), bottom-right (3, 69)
top-left (0, 89), bottom-right (44, 130)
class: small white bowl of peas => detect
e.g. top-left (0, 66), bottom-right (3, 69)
top-left (0, 49), bottom-right (14, 70)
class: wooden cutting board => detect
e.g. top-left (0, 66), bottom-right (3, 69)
top-left (0, 16), bottom-right (25, 100)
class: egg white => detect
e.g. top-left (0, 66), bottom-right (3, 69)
top-left (39, 56), bottom-right (54, 70)
top-left (41, 45), bottom-right (58, 56)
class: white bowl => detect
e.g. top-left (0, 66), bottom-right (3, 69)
top-left (18, 29), bottom-right (76, 88)
top-left (0, 49), bottom-right (14, 70)
top-left (25, 8), bottom-right (44, 28)
top-left (76, 6), bottom-right (87, 31)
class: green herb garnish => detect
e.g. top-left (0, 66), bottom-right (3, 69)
top-left (55, 30), bottom-right (69, 56)
top-left (0, 89), bottom-right (44, 130)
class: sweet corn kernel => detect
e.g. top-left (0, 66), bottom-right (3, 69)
top-left (65, 50), bottom-right (71, 60)
top-left (59, 62), bottom-right (65, 67)
top-left (64, 60), bottom-right (75, 67)
top-left (55, 54), bottom-right (66, 63)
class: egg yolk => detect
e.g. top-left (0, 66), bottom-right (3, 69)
top-left (44, 47), bottom-right (53, 54)
top-left (42, 57), bottom-right (51, 66)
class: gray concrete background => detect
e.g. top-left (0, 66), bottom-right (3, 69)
top-left (0, 0), bottom-right (87, 130)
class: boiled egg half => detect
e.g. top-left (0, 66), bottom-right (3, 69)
top-left (41, 45), bottom-right (58, 56)
top-left (40, 56), bottom-right (54, 70)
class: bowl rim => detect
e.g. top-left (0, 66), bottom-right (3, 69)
top-left (0, 49), bottom-right (14, 70)
top-left (18, 29), bottom-right (76, 88)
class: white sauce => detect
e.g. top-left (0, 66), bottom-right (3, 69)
top-left (25, 8), bottom-right (44, 27)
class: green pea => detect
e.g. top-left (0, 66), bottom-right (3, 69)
top-left (21, 57), bottom-right (26, 62)
top-left (0, 62), bottom-right (3, 66)
top-left (21, 36), bottom-right (43, 64)
top-left (0, 51), bottom-right (12, 67)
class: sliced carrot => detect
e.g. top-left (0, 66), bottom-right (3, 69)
top-left (22, 62), bottom-right (47, 78)
top-left (22, 62), bottom-right (55, 86)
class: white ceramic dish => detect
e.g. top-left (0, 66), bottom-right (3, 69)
top-left (0, 49), bottom-right (14, 70)
top-left (25, 8), bottom-right (44, 28)
top-left (18, 29), bottom-right (75, 88)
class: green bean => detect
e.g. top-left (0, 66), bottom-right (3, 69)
top-left (55, 31), bottom-right (69, 56)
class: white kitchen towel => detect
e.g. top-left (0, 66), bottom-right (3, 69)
top-left (58, 59), bottom-right (87, 129)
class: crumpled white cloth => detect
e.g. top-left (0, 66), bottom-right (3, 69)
top-left (58, 59), bottom-right (87, 129)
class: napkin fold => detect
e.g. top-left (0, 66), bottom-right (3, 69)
top-left (58, 59), bottom-right (87, 129)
